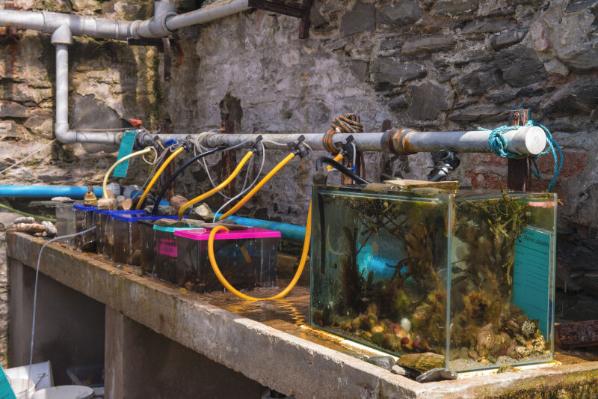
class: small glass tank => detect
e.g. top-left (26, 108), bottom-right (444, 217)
top-left (310, 183), bottom-right (556, 372)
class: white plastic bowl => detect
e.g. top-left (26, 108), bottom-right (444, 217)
top-left (31, 385), bottom-right (94, 399)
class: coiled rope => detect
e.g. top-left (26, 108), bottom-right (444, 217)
top-left (487, 120), bottom-right (564, 191)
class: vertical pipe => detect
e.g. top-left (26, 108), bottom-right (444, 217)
top-left (54, 43), bottom-right (69, 137)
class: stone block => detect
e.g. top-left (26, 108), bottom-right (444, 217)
top-left (407, 82), bottom-right (452, 121)
top-left (431, 0), bottom-right (480, 17)
top-left (377, 0), bottom-right (422, 26)
top-left (490, 29), bottom-right (528, 50)
top-left (402, 36), bottom-right (456, 55)
top-left (495, 45), bottom-right (546, 87)
top-left (340, 1), bottom-right (376, 37)
top-left (373, 58), bottom-right (427, 89)
top-left (0, 101), bottom-right (28, 118)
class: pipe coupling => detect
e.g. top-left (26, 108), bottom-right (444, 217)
top-left (388, 128), bottom-right (419, 155)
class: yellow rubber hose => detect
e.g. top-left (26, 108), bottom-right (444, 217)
top-left (102, 147), bottom-right (155, 198)
top-left (208, 202), bottom-right (312, 301)
top-left (136, 146), bottom-right (185, 210)
top-left (177, 151), bottom-right (255, 219)
top-left (218, 152), bottom-right (296, 221)
top-left (326, 152), bottom-right (344, 172)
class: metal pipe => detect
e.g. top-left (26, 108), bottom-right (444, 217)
top-left (391, 126), bottom-right (547, 155)
top-left (166, 0), bottom-right (249, 31)
top-left (196, 126), bottom-right (547, 155)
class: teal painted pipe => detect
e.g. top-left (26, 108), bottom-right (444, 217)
top-left (217, 214), bottom-right (305, 241)
top-left (0, 185), bottom-right (103, 199)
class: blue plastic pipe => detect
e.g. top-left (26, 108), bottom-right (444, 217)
top-left (217, 214), bottom-right (306, 241)
top-left (0, 185), bottom-right (103, 199)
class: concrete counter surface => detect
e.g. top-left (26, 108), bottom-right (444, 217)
top-left (6, 232), bottom-right (598, 399)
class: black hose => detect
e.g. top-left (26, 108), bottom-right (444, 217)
top-left (151, 146), bottom-right (224, 215)
top-left (151, 140), bottom-right (254, 215)
top-left (316, 157), bottom-right (369, 185)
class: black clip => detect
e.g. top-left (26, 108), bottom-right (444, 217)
top-left (289, 135), bottom-right (310, 158)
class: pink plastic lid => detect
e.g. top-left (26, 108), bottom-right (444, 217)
top-left (174, 227), bottom-right (281, 241)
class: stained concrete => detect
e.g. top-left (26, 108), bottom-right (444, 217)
top-left (7, 233), bottom-right (598, 399)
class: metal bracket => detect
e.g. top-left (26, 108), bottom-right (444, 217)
top-left (248, 0), bottom-right (314, 39)
top-left (507, 108), bottom-right (531, 191)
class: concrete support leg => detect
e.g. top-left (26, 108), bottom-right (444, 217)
top-left (104, 307), bottom-right (266, 399)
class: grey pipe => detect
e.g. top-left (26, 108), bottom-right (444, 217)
top-left (0, 9), bottom-right (135, 40)
top-left (0, 0), bottom-right (249, 40)
top-left (165, 0), bottom-right (250, 31)
top-left (52, 26), bottom-right (120, 144)
top-left (195, 127), bottom-right (547, 155)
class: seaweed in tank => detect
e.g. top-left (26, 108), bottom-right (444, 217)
top-left (311, 189), bottom-right (552, 371)
top-left (313, 193), bottom-right (449, 355)
top-left (449, 193), bottom-right (549, 369)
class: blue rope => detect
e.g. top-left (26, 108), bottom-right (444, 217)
top-left (487, 120), bottom-right (564, 192)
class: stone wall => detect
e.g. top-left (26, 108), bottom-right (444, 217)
top-left (0, 0), bottom-right (597, 364)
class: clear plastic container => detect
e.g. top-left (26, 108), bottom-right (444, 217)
top-left (95, 209), bottom-right (145, 259)
top-left (310, 184), bottom-right (556, 372)
top-left (110, 214), bottom-right (177, 266)
top-left (73, 204), bottom-right (97, 251)
top-left (151, 224), bottom-right (205, 283)
top-left (55, 202), bottom-right (76, 241)
top-left (174, 228), bottom-right (281, 292)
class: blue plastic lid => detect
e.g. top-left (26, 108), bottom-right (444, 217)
top-left (73, 204), bottom-right (97, 212)
top-left (112, 214), bottom-right (177, 223)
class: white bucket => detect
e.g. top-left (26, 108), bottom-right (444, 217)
top-left (31, 385), bottom-right (94, 399)
top-left (8, 378), bottom-right (36, 399)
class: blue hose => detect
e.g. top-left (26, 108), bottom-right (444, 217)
top-left (0, 185), bottom-right (103, 199)
top-left (216, 214), bottom-right (306, 241)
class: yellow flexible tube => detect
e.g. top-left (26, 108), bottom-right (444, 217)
top-left (102, 147), bottom-right (154, 198)
top-left (218, 152), bottom-right (296, 221)
top-left (136, 146), bottom-right (185, 210)
top-left (208, 202), bottom-right (312, 301)
top-left (326, 152), bottom-right (344, 172)
top-left (177, 151), bottom-right (255, 219)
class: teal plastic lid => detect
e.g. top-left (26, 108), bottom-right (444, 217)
top-left (153, 224), bottom-right (203, 233)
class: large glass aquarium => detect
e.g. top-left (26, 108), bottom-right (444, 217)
top-left (310, 184), bottom-right (556, 372)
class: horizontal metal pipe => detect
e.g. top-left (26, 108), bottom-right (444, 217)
top-left (195, 126), bottom-right (547, 155)
top-left (395, 126), bottom-right (547, 155)
top-left (198, 132), bottom-right (388, 152)
top-left (166, 0), bottom-right (250, 31)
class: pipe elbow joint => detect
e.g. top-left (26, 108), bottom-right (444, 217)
top-left (54, 123), bottom-right (75, 144)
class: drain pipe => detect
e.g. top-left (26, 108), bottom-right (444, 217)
top-left (0, 0), bottom-right (249, 40)
top-left (52, 25), bottom-right (119, 144)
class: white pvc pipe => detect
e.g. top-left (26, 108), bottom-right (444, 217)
top-left (166, 0), bottom-right (250, 31)
top-left (52, 27), bottom-right (119, 144)
top-left (0, 9), bottom-right (134, 40)
top-left (400, 126), bottom-right (547, 155)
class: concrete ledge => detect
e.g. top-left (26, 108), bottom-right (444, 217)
top-left (7, 233), bottom-right (598, 399)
